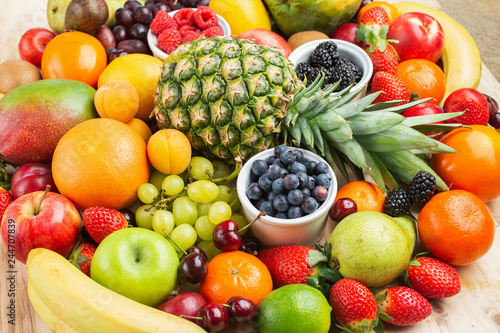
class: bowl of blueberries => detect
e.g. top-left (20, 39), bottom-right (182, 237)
top-left (236, 145), bottom-right (337, 247)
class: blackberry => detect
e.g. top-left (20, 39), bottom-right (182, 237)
top-left (408, 171), bottom-right (436, 207)
top-left (341, 58), bottom-right (363, 83)
top-left (295, 62), bottom-right (312, 82)
top-left (384, 188), bottom-right (413, 217)
top-left (306, 67), bottom-right (334, 88)
top-left (308, 41), bottom-right (340, 68)
top-left (332, 60), bottom-right (356, 91)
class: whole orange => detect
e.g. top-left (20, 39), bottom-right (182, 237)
top-left (431, 125), bottom-right (500, 203)
top-left (395, 59), bottom-right (446, 105)
top-left (335, 180), bottom-right (385, 212)
top-left (200, 251), bottom-right (273, 305)
top-left (357, 2), bottom-right (400, 24)
top-left (41, 31), bottom-right (107, 88)
top-left (52, 118), bottom-right (150, 210)
top-left (418, 190), bottom-right (495, 266)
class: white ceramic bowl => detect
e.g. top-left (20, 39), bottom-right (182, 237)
top-left (288, 39), bottom-right (373, 101)
top-left (147, 9), bottom-right (231, 61)
top-left (236, 148), bottom-right (338, 248)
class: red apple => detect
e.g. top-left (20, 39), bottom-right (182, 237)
top-left (443, 88), bottom-right (489, 113)
top-left (0, 190), bottom-right (81, 264)
top-left (331, 23), bottom-right (365, 47)
top-left (157, 292), bottom-right (208, 323)
top-left (18, 28), bottom-right (56, 68)
top-left (11, 163), bottom-right (58, 199)
top-left (402, 102), bottom-right (444, 136)
top-left (387, 12), bottom-right (445, 63)
top-left (237, 29), bottom-right (292, 58)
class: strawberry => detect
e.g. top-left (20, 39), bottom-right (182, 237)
top-left (445, 97), bottom-right (490, 125)
top-left (405, 256), bottom-right (461, 299)
top-left (83, 206), bottom-right (128, 244)
top-left (371, 71), bottom-right (411, 106)
top-left (157, 28), bottom-right (183, 54)
top-left (69, 242), bottom-right (97, 277)
top-left (364, 43), bottom-right (399, 75)
top-left (360, 6), bottom-right (391, 31)
top-left (329, 278), bottom-right (379, 333)
top-left (376, 286), bottom-right (432, 326)
top-left (0, 188), bottom-right (13, 222)
top-left (150, 10), bottom-right (178, 36)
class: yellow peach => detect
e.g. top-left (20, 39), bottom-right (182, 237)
top-left (94, 80), bottom-right (139, 123)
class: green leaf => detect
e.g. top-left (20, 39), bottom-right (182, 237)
top-left (307, 250), bottom-right (328, 267)
top-left (319, 267), bottom-right (343, 283)
top-left (305, 276), bottom-right (320, 288)
top-left (374, 319), bottom-right (385, 333)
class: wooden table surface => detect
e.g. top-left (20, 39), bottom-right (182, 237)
top-left (1, 0), bottom-right (500, 332)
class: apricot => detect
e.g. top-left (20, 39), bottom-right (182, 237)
top-left (147, 129), bottom-right (192, 175)
top-left (94, 80), bottom-right (139, 123)
top-left (126, 118), bottom-right (152, 143)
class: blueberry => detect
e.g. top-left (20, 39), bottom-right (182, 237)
top-left (246, 183), bottom-right (263, 200)
top-left (296, 172), bottom-right (309, 188)
top-left (312, 186), bottom-right (328, 202)
top-left (258, 175), bottom-right (273, 192)
top-left (283, 174), bottom-right (299, 190)
top-left (293, 150), bottom-right (304, 162)
top-left (301, 188), bottom-right (311, 197)
top-left (265, 155), bottom-right (277, 165)
top-left (280, 168), bottom-right (289, 178)
top-left (307, 176), bottom-right (316, 190)
top-left (315, 173), bottom-right (331, 188)
top-left (267, 164), bottom-right (281, 181)
top-left (268, 191), bottom-right (276, 202)
top-left (289, 161), bottom-right (307, 174)
top-left (273, 194), bottom-right (289, 212)
top-left (259, 201), bottom-right (276, 216)
top-left (274, 145), bottom-right (287, 158)
top-left (272, 178), bottom-right (286, 194)
top-left (250, 170), bottom-right (259, 182)
top-left (301, 196), bottom-right (319, 214)
top-left (275, 211), bottom-right (288, 219)
top-left (287, 206), bottom-right (303, 219)
top-left (305, 160), bottom-right (317, 175)
top-left (314, 162), bottom-right (329, 175)
top-left (273, 159), bottom-right (286, 168)
top-left (280, 148), bottom-right (296, 165)
top-left (253, 198), bottom-right (265, 209)
top-left (251, 159), bottom-right (268, 176)
top-left (288, 189), bottom-right (304, 206)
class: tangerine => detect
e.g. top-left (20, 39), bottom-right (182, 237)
top-left (418, 190), bottom-right (495, 266)
top-left (431, 125), bottom-right (500, 203)
top-left (52, 118), bottom-right (150, 210)
top-left (335, 180), bottom-right (385, 212)
top-left (395, 59), bottom-right (446, 105)
top-left (357, 2), bottom-right (400, 24)
top-left (199, 251), bottom-right (273, 305)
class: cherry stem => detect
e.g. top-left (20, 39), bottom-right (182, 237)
top-left (180, 315), bottom-right (203, 321)
top-left (34, 185), bottom-right (51, 215)
top-left (162, 229), bottom-right (188, 256)
top-left (238, 211), bottom-right (266, 234)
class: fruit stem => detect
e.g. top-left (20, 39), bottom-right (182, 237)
top-left (34, 185), bottom-right (51, 215)
top-left (162, 229), bottom-right (188, 255)
top-left (180, 315), bottom-right (203, 321)
top-left (238, 211), bottom-right (266, 235)
top-left (212, 158), bottom-right (242, 184)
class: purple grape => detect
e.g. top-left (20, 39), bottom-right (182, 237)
top-left (106, 47), bottom-right (118, 57)
top-left (144, 0), bottom-right (156, 10)
top-left (117, 39), bottom-right (148, 54)
top-left (95, 25), bottom-right (116, 50)
top-left (112, 25), bottom-right (129, 43)
top-left (109, 50), bottom-right (128, 62)
top-left (489, 112), bottom-right (500, 129)
top-left (195, 0), bottom-right (210, 6)
top-left (153, 3), bottom-right (170, 16)
top-left (171, 3), bottom-right (185, 10)
top-left (155, 0), bottom-right (176, 5)
top-left (134, 6), bottom-right (154, 25)
top-left (180, 0), bottom-right (198, 7)
top-left (124, 0), bottom-right (142, 11)
top-left (115, 8), bottom-right (135, 28)
top-left (128, 23), bottom-right (148, 42)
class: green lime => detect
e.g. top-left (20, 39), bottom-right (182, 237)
top-left (254, 284), bottom-right (331, 333)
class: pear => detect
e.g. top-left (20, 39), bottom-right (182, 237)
top-left (327, 211), bottom-right (413, 287)
top-left (392, 214), bottom-right (417, 252)
top-left (65, 0), bottom-right (109, 33)
top-left (47, 0), bottom-right (71, 34)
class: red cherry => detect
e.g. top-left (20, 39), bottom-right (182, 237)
top-left (213, 220), bottom-right (242, 252)
top-left (329, 198), bottom-right (357, 221)
top-left (196, 302), bottom-right (229, 331)
top-left (226, 296), bottom-right (258, 323)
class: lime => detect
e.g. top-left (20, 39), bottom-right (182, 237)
top-left (254, 284), bottom-right (331, 333)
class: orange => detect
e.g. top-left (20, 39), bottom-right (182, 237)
top-left (52, 118), bottom-right (150, 210)
top-left (431, 125), bottom-right (500, 203)
top-left (200, 251), bottom-right (273, 305)
top-left (147, 129), bottom-right (192, 175)
top-left (41, 31), bottom-right (107, 88)
top-left (335, 180), bottom-right (385, 212)
top-left (357, 2), bottom-right (400, 24)
top-left (418, 190), bottom-right (495, 266)
top-left (395, 59), bottom-right (446, 105)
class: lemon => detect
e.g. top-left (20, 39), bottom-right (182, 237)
top-left (255, 284), bottom-right (332, 333)
top-left (209, 0), bottom-right (271, 36)
top-left (98, 54), bottom-right (162, 122)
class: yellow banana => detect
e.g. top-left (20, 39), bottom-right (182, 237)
top-left (27, 248), bottom-right (207, 333)
top-left (392, 1), bottom-right (482, 104)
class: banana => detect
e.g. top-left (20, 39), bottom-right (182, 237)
top-left (392, 1), bottom-right (482, 103)
top-left (27, 248), bottom-right (206, 333)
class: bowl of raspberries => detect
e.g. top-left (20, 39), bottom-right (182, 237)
top-left (147, 6), bottom-right (231, 60)
top-left (288, 39), bottom-right (373, 101)
top-left (236, 145), bottom-right (338, 248)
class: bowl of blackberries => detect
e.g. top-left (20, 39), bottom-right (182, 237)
top-left (288, 39), bottom-right (373, 101)
top-left (236, 145), bottom-right (338, 247)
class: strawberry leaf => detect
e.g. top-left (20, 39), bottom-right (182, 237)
top-left (307, 249), bottom-right (328, 267)
top-left (319, 267), bottom-right (342, 283)
top-left (374, 318), bottom-right (385, 333)
top-left (305, 276), bottom-right (320, 289)
top-left (336, 324), bottom-right (357, 333)
top-left (378, 311), bottom-right (394, 322)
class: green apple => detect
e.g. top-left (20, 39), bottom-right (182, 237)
top-left (90, 227), bottom-right (179, 307)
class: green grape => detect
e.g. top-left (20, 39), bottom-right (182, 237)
top-left (189, 156), bottom-right (214, 180)
top-left (212, 161), bottom-right (230, 179)
top-left (214, 185), bottom-right (232, 203)
top-left (152, 210), bottom-right (175, 236)
top-left (195, 216), bottom-right (215, 241)
top-left (162, 175), bottom-right (185, 196)
top-left (172, 196), bottom-right (198, 226)
top-left (149, 169), bottom-right (168, 192)
top-left (231, 213), bottom-right (249, 236)
top-left (228, 190), bottom-right (242, 212)
top-left (138, 183), bottom-right (159, 204)
top-left (208, 201), bottom-right (232, 225)
top-left (197, 240), bottom-right (222, 261)
top-left (198, 203), bottom-right (213, 216)
top-left (169, 224), bottom-right (197, 252)
top-left (135, 205), bottom-right (156, 230)
top-left (187, 180), bottom-right (219, 204)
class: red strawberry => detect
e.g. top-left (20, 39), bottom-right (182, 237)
top-left (173, 8), bottom-right (196, 27)
top-left (69, 242), bottom-right (97, 277)
top-left (150, 10), bottom-right (178, 36)
top-left (329, 278), bottom-right (379, 333)
top-left (0, 188), bottom-right (13, 222)
top-left (83, 207), bottom-right (128, 243)
top-left (157, 28), bottom-right (183, 54)
top-left (376, 286), bottom-right (432, 326)
top-left (371, 71), bottom-right (411, 105)
top-left (193, 6), bottom-right (218, 29)
top-left (200, 26), bottom-right (224, 38)
top-left (365, 43), bottom-right (399, 75)
top-left (360, 6), bottom-right (390, 32)
top-left (445, 97), bottom-right (490, 125)
top-left (405, 256), bottom-right (461, 299)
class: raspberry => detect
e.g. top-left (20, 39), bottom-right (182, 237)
top-left (193, 6), bottom-right (218, 29)
top-left (150, 10), bottom-right (178, 36)
top-left (173, 8), bottom-right (196, 27)
top-left (200, 25), bottom-right (224, 38)
top-left (446, 97), bottom-right (489, 125)
top-left (182, 32), bottom-right (201, 43)
top-left (179, 24), bottom-right (201, 37)
top-left (157, 28), bottom-right (182, 54)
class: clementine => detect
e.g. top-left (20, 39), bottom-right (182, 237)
top-left (335, 180), bottom-right (385, 212)
top-left (52, 118), bottom-right (150, 210)
top-left (431, 125), bottom-right (500, 203)
top-left (418, 190), bottom-right (495, 266)
top-left (199, 251), bottom-right (273, 305)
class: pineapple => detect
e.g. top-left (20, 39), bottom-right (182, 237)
top-left (153, 36), bottom-right (461, 191)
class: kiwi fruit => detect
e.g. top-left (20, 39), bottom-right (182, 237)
top-left (0, 59), bottom-right (42, 94)
top-left (287, 31), bottom-right (330, 52)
